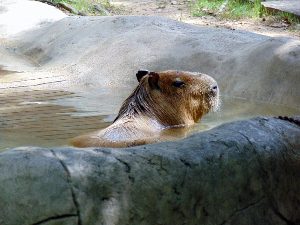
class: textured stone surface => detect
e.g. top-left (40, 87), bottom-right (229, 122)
top-left (1, 15), bottom-right (299, 107)
top-left (262, 0), bottom-right (300, 17)
top-left (0, 0), bottom-right (66, 37)
top-left (0, 149), bottom-right (76, 225)
top-left (0, 117), bottom-right (299, 225)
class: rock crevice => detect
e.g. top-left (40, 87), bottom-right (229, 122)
top-left (50, 150), bottom-right (82, 225)
top-left (31, 214), bottom-right (78, 225)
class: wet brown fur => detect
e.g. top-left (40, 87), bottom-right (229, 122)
top-left (71, 70), bottom-right (219, 148)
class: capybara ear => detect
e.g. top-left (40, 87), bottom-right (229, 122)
top-left (148, 72), bottom-right (160, 90)
top-left (136, 70), bottom-right (149, 82)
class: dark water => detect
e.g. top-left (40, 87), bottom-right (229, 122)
top-left (0, 88), bottom-right (299, 151)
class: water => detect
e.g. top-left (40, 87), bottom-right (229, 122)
top-left (0, 88), bottom-right (299, 151)
top-left (195, 96), bottom-right (299, 131)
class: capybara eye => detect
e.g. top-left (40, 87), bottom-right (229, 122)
top-left (172, 80), bottom-right (185, 88)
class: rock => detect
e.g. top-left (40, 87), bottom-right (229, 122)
top-left (269, 22), bottom-right (289, 28)
top-left (0, 0), bottom-right (67, 37)
top-left (56, 2), bottom-right (79, 14)
top-left (0, 148), bottom-right (77, 225)
top-left (0, 117), bottom-right (299, 225)
top-left (93, 4), bottom-right (110, 16)
top-left (3, 16), bottom-right (298, 108)
top-left (202, 7), bottom-right (215, 15)
top-left (262, 0), bottom-right (300, 18)
top-left (294, 23), bottom-right (300, 30)
top-left (218, 0), bottom-right (228, 13)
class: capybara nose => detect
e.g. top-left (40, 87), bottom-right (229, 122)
top-left (210, 85), bottom-right (218, 96)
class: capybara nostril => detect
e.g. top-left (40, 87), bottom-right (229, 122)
top-left (210, 85), bottom-right (218, 96)
top-left (212, 85), bottom-right (218, 91)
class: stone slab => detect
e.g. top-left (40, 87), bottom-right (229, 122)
top-left (0, 117), bottom-right (299, 225)
top-left (262, 0), bottom-right (300, 17)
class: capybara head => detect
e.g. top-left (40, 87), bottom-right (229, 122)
top-left (115, 70), bottom-right (220, 126)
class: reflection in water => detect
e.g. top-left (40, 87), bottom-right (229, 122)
top-left (161, 96), bottom-right (300, 142)
top-left (0, 89), bottom-right (113, 151)
top-left (0, 89), bottom-right (299, 151)
top-left (198, 96), bottom-right (299, 131)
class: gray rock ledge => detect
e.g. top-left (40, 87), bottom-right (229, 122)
top-left (0, 117), bottom-right (299, 225)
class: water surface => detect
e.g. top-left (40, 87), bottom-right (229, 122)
top-left (0, 88), bottom-right (299, 151)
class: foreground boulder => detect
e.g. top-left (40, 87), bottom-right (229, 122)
top-left (0, 117), bottom-right (299, 225)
